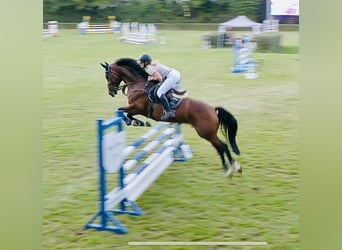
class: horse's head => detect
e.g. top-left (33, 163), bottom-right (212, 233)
top-left (100, 62), bottom-right (122, 97)
top-left (101, 58), bottom-right (150, 98)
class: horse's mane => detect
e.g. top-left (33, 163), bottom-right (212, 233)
top-left (115, 58), bottom-right (149, 80)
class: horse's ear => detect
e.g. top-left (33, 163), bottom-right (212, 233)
top-left (100, 62), bottom-right (108, 69)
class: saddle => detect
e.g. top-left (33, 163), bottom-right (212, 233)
top-left (146, 84), bottom-right (187, 110)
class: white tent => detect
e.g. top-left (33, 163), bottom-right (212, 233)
top-left (218, 15), bottom-right (262, 33)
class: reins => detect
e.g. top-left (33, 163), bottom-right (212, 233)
top-left (119, 82), bottom-right (150, 96)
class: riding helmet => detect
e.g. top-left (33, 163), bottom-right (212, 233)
top-left (139, 54), bottom-right (152, 64)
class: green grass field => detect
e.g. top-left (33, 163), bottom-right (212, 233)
top-left (43, 30), bottom-right (299, 249)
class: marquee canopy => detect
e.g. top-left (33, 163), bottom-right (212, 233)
top-left (218, 15), bottom-right (262, 31)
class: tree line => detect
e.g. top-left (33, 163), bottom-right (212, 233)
top-left (44, 0), bottom-right (266, 23)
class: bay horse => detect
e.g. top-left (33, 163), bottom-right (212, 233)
top-left (101, 58), bottom-right (241, 177)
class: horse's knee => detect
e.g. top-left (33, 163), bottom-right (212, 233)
top-left (119, 113), bottom-right (132, 125)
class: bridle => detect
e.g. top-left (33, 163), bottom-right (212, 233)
top-left (100, 61), bottom-right (149, 97)
top-left (101, 62), bottom-right (124, 96)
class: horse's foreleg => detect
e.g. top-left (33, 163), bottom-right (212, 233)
top-left (117, 106), bottom-right (151, 127)
top-left (118, 105), bottom-right (142, 126)
top-left (117, 112), bottom-right (132, 125)
top-left (127, 114), bottom-right (148, 127)
top-left (117, 106), bottom-right (133, 125)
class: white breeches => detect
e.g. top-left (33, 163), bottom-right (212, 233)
top-left (156, 70), bottom-right (181, 98)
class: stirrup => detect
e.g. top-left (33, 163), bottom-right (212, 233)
top-left (161, 111), bottom-right (175, 121)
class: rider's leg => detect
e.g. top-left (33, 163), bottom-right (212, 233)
top-left (157, 77), bottom-right (177, 120)
top-left (159, 93), bottom-right (175, 120)
top-left (157, 72), bottom-right (181, 120)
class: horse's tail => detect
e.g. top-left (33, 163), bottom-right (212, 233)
top-left (215, 107), bottom-right (240, 155)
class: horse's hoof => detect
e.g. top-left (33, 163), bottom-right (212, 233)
top-left (145, 121), bottom-right (152, 127)
top-left (226, 168), bottom-right (233, 178)
top-left (132, 120), bottom-right (140, 126)
top-left (232, 160), bottom-right (241, 173)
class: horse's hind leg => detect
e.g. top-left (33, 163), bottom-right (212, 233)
top-left (217, 143), bottom-right (228, 172)
top-left (194, 126), bottom-right (230, 175)
top-left (222, 141), bottom-right (242, 174)
top-left (193, 120), bottom-right (240, 177)
top-left (209, 139), bottom-right (230, 173)
top-left (219, 141), bottom-right (235, 177)
top-left (211, 139), bottom-right (241, 177)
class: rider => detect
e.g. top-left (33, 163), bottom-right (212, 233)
top-left (138, 54), bottom-right (180, 120)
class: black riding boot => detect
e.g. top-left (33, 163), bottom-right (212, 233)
top-left (159, 94), bottom-right (175, 120)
